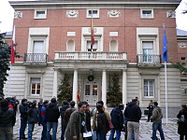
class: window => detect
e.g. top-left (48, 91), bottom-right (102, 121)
top-left (144, 79), bottom-right (154, 98)
top-left (92, 85), bottom-right (98, 95)
top-left (142, 41), bottom-right (153, 63)
top-left (30, 78), bottom-right (41, 95)
top-left (87, 9), bottom-right (99, 18)
top-left (33, 40), bottom-right (45, 53)
top-left (85, 85), bottom-right (90, 95)
top-left (141, 9), bottom-right (154, 18)
top-left (87, 40), bottom-right (98, 51)
top-left (34, 10), bottom-right (47, 19)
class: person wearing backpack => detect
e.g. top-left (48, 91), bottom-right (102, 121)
top-left (151, 102), bottom-right (165, 140)
top-left (92, 103), bottom-right (110, 140)
top-left (39, 100), bottom-right (49, 140)
top-left (177, 104), bottom-right (187, 140)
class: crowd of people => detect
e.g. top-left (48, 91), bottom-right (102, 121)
top-left (0, 96), bottom-right (187, 140)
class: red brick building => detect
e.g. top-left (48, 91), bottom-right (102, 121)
top-left (5, 0), bottom-right (186, 117)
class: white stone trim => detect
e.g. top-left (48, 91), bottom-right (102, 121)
top-left (81, 27), bottom-right (103, 51)
top-left (28, 27), bottom-right (50, 54)
top-left (136, 27), bottom-right (159, 55)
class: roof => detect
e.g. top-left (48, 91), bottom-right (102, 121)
top-left (9, 0), bottom-right (181, 8)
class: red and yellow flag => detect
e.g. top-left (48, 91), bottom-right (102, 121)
top-left (91, 13), bottom-right (95, 50)
top-left (10, 26), bottom-right (16, 64)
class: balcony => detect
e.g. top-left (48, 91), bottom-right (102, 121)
top-left (55, 52), bottom-right (127, 61)
top-left (137, 54), bottom-right (161, 68)
top-left (24, 53), bottom-right (48, 66)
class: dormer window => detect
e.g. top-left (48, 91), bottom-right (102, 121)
top-left (87, 9), bottom-right (99, 18)
top-left (34, 9), bottom-right (47, 19)
top-left (141, 9), bottom-right (154, 19)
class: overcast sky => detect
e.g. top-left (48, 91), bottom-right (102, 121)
top-left (0, 0), bottom-right (187, 33)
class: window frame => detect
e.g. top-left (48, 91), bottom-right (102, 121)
top-left (87, 9), bottom-right (100, 18)
top-left (30, 77), bottom-right (41, 96)
top-left (34, 9), bottom-right (47, 19)
top-left (141, 75), bottom-right (158, 100)
top-left (140, 9), bottom-right (154, 19)
top-left (29, 36), bottom-right (47, 53)
top-left (143, 79), bottom-right (155, 98)
top-left (142, 40), bottom-right (154, 63)
top-left (83, 36), bottom-right (101, 51)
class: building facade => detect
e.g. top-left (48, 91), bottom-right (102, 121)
top-left (4, 0), bottom-right (186, 117)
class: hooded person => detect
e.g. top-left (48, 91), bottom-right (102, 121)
top-left (19, 98), bottom-right (28, 140)
top-left (46, 98), bottom-right (60, 140)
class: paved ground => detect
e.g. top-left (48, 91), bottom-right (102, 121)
top-left (13, 117), bottom-right (179, 140)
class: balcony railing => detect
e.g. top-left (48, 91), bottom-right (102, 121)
top-left (137, 54), bottom-right (161, 67)
top-left (24, 53), bottom-right (48, 64)
top-left (55, 52), bottom-right (127, 61)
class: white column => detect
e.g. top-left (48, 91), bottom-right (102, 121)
top-left (52, 69), bottom-right (58, 98)
top-left (102, 70), bottom-right (107, 106)
top-left (122, 69), bottom-right (127, 106)
top-left (73, 69), bottom-right (78, 103)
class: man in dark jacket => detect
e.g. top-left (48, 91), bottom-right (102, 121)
top-left (19, 98), bottom-right (28, 140)
top-left (27, 100), bottom-right (39, 140)
top-left (124, 99), bottom-right (142, 140)
top-left (60, 100), bottom-right (69, 140)
top-left (63, 101), bottom-right (76, 131)
top-left (46, 98), bottom-right (60, 140)
top-left (109, 104), bottom-right (124, 140)
top-left (0, 99), bottom-right (15, 140)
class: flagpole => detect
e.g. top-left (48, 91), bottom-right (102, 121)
top-left (164, 61), bottom-right (168, 123)
top-left (162, 24), bottom-right (168, 123)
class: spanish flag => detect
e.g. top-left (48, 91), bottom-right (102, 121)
top-left (10, 26), bottom-right (16, 64)
top-left (91, 11), bottom-right (95, 50)
top-left (77, 89), bottom-right (80, 102)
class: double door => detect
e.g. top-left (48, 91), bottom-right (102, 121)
top-left (84, 82), bottom-right (98, 105)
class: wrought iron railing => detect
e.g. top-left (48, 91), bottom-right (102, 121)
top-left (24, 53), bottom-right (48, 63)
top-left (55, 52), bottom-right (127, 61)
top-left (137, 54), bottom-right (161, 65)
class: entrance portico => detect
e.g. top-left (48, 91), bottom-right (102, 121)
top-left (53, 51), bottom-right (128, 106)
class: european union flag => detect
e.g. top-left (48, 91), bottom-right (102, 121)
top-left (162, 30), bottom-right (168, 62)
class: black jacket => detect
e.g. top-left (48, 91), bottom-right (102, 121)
top-left (19, 104), bottom-right (28, 120)
top-left (111, 107), bottom-right (124, 130)
top-left (27, 107), bottom-right (39, 124)
top-left (46, 103), bottom-right (60, 122)
top-left (124, 101), bottom-right (142, 122)
top-left (0, 108), bottom-right (15, 127)
top-left (177, 109), bottom-right (187, 135)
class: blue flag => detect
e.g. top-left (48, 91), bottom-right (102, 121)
top-left (162, 30), bottom-right (168, 62)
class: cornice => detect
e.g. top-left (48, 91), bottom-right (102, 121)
top-left (9, 0), bottom-right (180, 9)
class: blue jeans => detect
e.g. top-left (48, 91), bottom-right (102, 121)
top-left (47, 122), bottom-right (58, 140)
top-left (41, 122), bottom-right (47, 140)
top-left (152, 121), bottom-right (165, 140)
top-left (28, 123), bottom-right (35, 140)
top-left (19, 118), bottom-right (27, 139)
top-left (109, 128), bottom-right (121, 140)
top-left (96, 131), bottom-right (106, 140)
